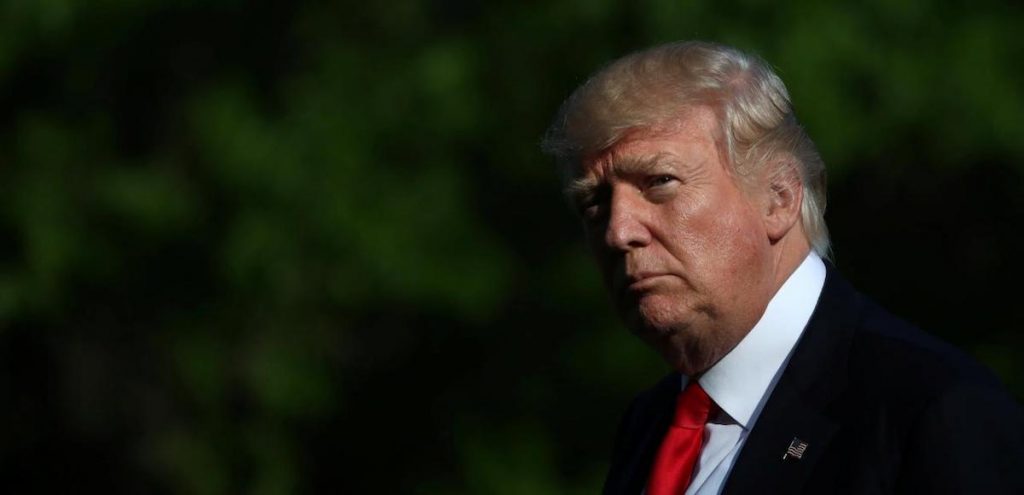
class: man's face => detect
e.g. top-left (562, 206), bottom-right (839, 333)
top-left (570, 106), bottom-right (775, 372)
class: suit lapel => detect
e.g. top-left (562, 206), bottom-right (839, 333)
top-left (618, 375), bottom-right (677, 495)
top-left (720, 386), bottom-right (839, 494)
top-left (722, 262), bottom-right (861, 495)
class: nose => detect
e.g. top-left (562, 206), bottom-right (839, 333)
top-left (603, 187), bottom-right (652, 251)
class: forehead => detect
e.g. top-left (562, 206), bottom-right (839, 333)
top-left (577, 105), bottom-right (724, 178)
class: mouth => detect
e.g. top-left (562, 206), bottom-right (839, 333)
top-left (624, 273), bottom-right (671, 292)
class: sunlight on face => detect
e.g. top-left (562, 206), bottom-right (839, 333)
top-left (571, 107), bottom-right (776, 372)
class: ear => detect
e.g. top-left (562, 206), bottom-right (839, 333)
top-left (761, 156), bottom-right (804, 244)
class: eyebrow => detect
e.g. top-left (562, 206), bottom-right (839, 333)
top-left (564, 176), bottom-right (599, 201)
top-left (564, 152), bottom-right (675, 199)
top-left (614, 152), bottom-right (675, 176)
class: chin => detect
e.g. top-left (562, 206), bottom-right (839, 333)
top-left (634, 296), bottom-right (691, 332)
top-left (623, 304), bottom-right (717, 374)
top-left (628, 310), bottom-right (690, 348)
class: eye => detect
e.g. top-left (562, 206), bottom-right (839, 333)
top-left (646, 175), bottom-right (677, 189)
top-left (576, 185), bottom-right (610, 219)
top-left (580, 196), bottom-right (604, 219)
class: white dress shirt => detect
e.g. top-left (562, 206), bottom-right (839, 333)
top-left (679, 253), bottom-right (826, 495)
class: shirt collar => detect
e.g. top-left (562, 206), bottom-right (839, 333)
top-left (684, 252), bottom-right (826, 428)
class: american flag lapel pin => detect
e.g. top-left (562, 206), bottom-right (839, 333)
top-left (782, 437), bottom-right (808, 460)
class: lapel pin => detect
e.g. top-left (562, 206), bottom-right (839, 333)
top-left (782, 437), bottom-right (809, 460)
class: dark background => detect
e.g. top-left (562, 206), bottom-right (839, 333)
top-left (1, 1), bottom-right (1021, 493)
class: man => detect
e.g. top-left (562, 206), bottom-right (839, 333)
top-left (543, 41), bottom-right (1022, 494)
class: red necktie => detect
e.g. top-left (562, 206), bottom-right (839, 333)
top-left (646, 381), bottom-right (713, 495)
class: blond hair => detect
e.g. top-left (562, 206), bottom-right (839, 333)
top-left (543, 41), bottom-right (831, 259)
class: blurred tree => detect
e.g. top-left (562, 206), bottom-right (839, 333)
top-left (0, 0), bottom-right (1021, 493)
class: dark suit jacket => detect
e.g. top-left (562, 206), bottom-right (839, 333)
top-left (603, 263), bottom-right (1023, 494)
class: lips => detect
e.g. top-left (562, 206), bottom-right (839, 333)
top-left (624, 272), bottom-right (670, 292)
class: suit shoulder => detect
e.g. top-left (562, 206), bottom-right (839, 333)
top-left (846, 294), bottom-right (1012, 408)
top-left (847, 301), bottom-right (1024, 492)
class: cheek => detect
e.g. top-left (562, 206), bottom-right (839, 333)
top-left (662, 198), bottom-right (747, 259)
top-left (710, 208), bottom-right (768, 293)
top-left (584, 232), bottom-right (620, 285)
top-left (583, 223), bottom-right (608, 257)
top-left (668, 197), bottom-right (764, 277)
top-left (719, 209), bottom-right (763, 254)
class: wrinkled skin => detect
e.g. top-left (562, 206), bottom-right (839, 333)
top-left (569, 106), bottom-right (808, 375)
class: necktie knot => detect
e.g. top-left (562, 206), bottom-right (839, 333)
top-left (673, 381), bottom-right (713, 429)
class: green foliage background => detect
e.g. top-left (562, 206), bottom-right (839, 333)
top-left (1, 0), bottom-right (1021, 493)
